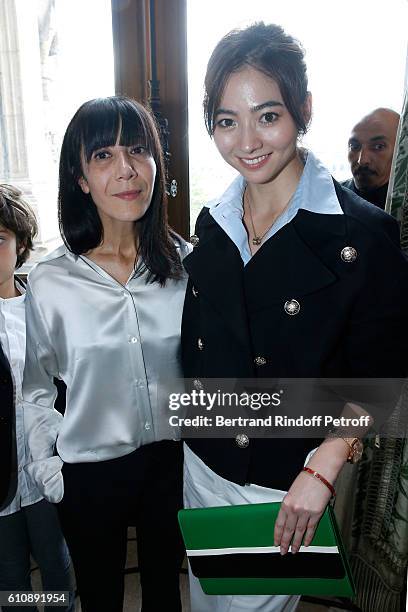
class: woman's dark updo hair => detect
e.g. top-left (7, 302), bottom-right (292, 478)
top-left (204, 22), bottom-right (310, 137)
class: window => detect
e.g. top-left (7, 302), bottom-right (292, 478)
top-left (4, 0), bottom-right (406, 253)
top-left (187, 0), bottom-right (408, 228)
top-left (0, 0), bottom-right (114, 269)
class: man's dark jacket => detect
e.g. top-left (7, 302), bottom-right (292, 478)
top-left (342, 178), bottom-right (388, 210)
top-left (182, 181), bottom-right (408, 490)
top-left (0, 344), bottom-right (16, 509)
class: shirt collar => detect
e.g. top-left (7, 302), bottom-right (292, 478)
top-left (207, 150), bottom-right (343, 266)
top-left (0, 277), bottom-right (26, 304)
top-left (208, 150), bottom-right (343, 219)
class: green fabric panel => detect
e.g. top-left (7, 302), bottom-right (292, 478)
top-left (386, 91), bottom-right (408, 229)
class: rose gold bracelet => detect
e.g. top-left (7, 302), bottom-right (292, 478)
top-left (302, 467), bottom-right (336, 497)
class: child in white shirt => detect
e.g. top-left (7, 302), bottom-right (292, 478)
top-left (0, 184), bottom-right (74, 612)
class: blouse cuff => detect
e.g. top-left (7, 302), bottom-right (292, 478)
top-left (25, 456), bottom-right (64, 503)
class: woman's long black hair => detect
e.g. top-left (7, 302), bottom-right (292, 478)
top-left (58, 96), bottom-right (183, 285)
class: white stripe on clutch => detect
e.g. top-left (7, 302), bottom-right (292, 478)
top-left (187, 545), bottom-right (339, 557)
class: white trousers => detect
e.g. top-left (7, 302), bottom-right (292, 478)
top-left (183, 443), bottom-right (301, 612)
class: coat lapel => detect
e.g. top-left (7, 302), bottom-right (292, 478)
top-left (184, 206), bottom-right (347, 345)
top-left (183, 214), bottom-right (252, 351)
top-left (244, 211), bottom-right (346, 309)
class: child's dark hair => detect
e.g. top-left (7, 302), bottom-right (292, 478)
top-left (0, 184), bottom-right (38, 268)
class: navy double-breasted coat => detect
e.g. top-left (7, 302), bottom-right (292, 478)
top-left (181, 181), bottom-right (408, 490)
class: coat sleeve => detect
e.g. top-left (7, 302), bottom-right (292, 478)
top-left (342, 214), bottom-right (408, 428)
top-left (23, 283), bottom-right (64, 503)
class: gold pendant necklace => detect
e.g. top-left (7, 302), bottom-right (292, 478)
top-left (244, 189), bottom-right (293, 246)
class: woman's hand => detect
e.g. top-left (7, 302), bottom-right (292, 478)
top-left (273, 470), bottom-right (332, 555)
top-left (274, 436), bottom-right (351, 554)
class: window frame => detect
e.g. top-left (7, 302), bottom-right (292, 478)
top-left (111, 0), bottom-right (190, 239)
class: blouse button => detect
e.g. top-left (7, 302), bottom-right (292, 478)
top-left (129, 337), bottom-right (138, 343)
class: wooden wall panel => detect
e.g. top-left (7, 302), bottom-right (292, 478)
top-left (111, 0), bottom-right (190, 238)
top-left (152, 0), bottom-right (189, 238)
top-left (111, 0), bottom-right (147, 104)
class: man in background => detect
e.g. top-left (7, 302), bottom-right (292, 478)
top-left (342, 108), bottom-right (400, 209)
top-left (0, 184), bottom-right (74, 611)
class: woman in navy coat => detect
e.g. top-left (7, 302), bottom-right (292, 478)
top-left (181, 22), bottom-right (408, 612)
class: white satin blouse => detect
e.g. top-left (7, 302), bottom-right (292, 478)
top-left (23, 242), bottom-right (189, 503)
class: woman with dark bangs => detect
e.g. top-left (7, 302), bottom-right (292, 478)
top-left (22, 97), bottom-right (188, 612)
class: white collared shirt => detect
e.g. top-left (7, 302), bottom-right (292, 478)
top-left (0, 278), bottom-right (42, 516)
top-left (208, 150), bottom-right (343, 265)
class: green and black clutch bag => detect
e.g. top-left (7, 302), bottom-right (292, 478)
top-left (178, 502), bottom-right (355, 596)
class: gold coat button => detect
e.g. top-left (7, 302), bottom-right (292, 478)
top-left (192, 286), bottom-right (199, 297)
top-left (197, 338), bottom-right (204, 351)
top-left (190, 235), bottom-right (200, 247)
top-left (284, 299), bottom-right (300, 316)
top-left (235, 433), bottom-right (249, 448)
top-left (341, 246), bottom-right (357, 263)
top-left (254, 356), bottom-right (267, 366)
